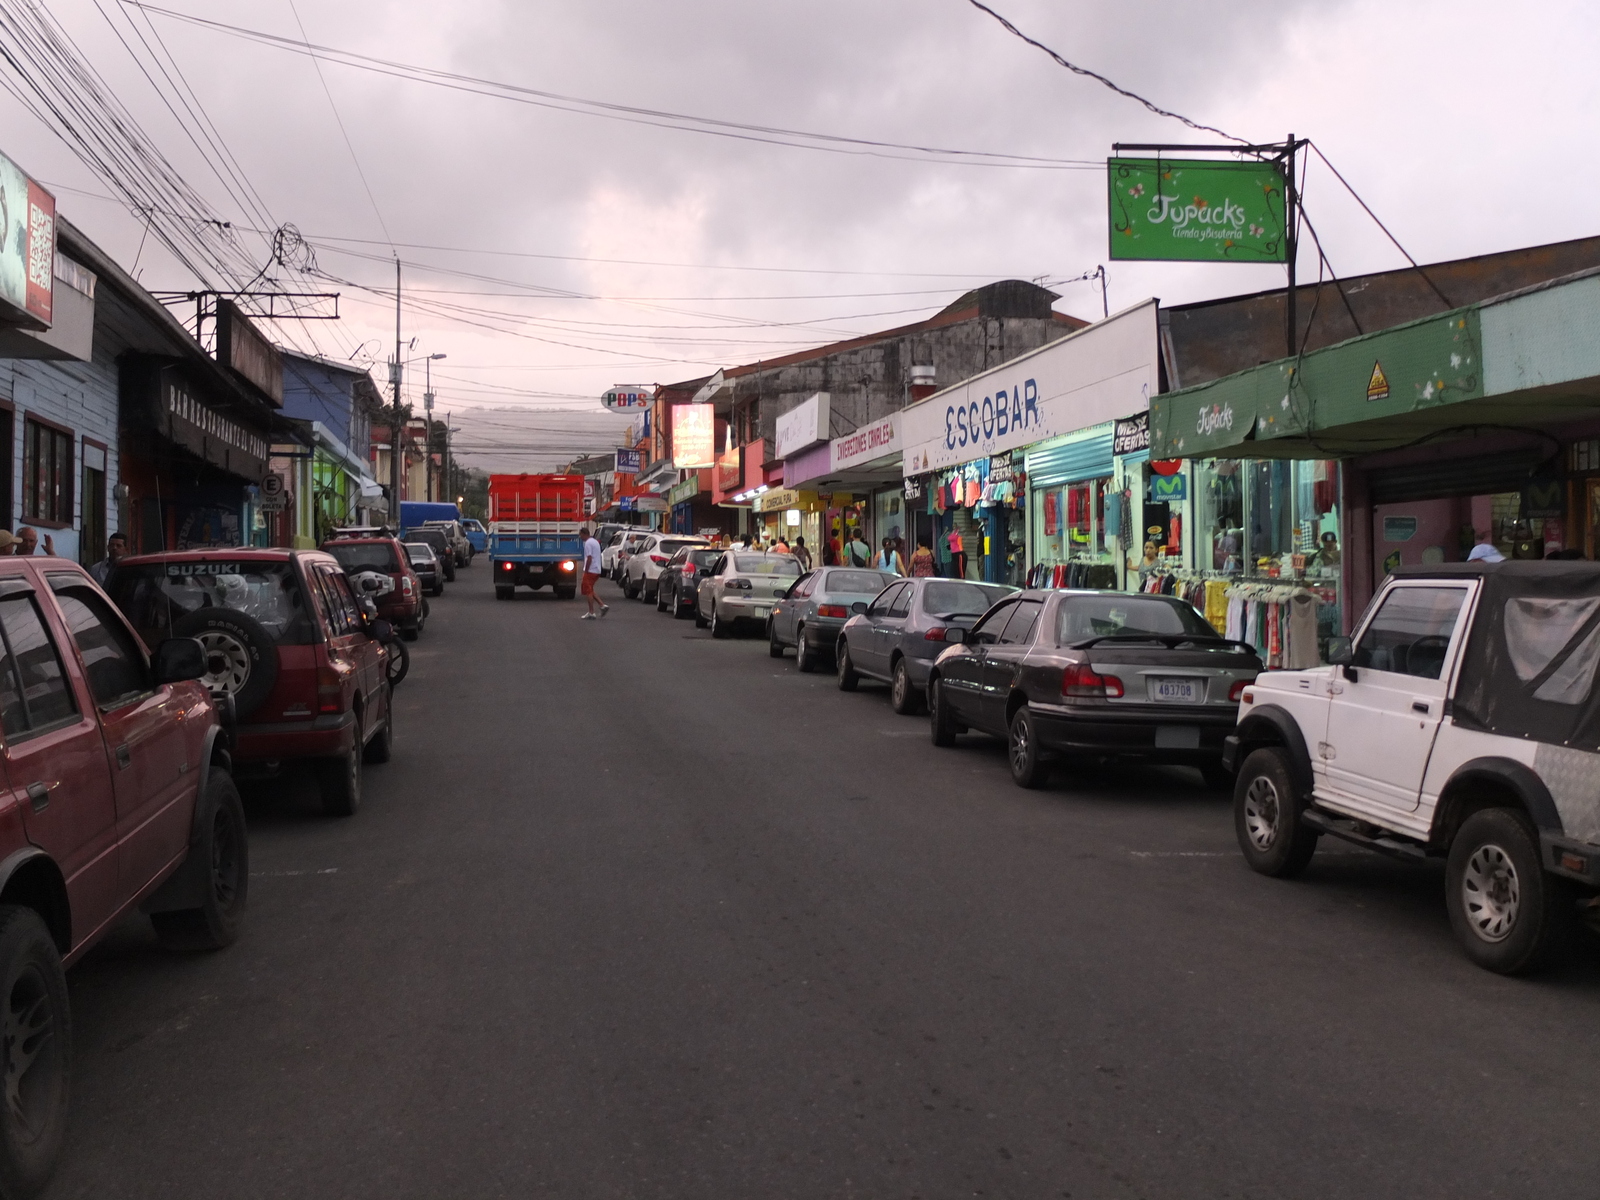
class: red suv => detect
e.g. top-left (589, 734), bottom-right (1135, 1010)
top-left (0, 557), bottom-right (245, 1195)
top-left (320, 530), bottom-right (425, 640)
top-left (107, 549), bottom-right (395, 817)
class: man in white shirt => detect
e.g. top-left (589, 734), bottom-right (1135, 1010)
top-left (579, 527), bottom-right (609, 619)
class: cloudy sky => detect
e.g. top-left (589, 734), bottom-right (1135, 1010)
top-left (1, 0), bottom-right (1594, 469)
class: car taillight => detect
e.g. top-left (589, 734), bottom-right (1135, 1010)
top-left (1233, 682), bottom-right (1252, 703)
top-left (560, 560), bottom-right (575, 572)
top-left (649, 554), bottom-right (669, 564)
top-left (681, 564), bottom-right (697, 575)
top-left (501, 560), bottom-right (513, 571)
top-left (817, 604), bottom-right (848, 618)
top-left (925, 627), bottom-right (957, 642)
top-left (401, 576), bottom-right (414, 596)
top-left (1062, 662), bottom-right (1123, 699)
top-left (725, 579), bottom-right (752, 590)
top-left (316, 656), bottom-right (346, 714)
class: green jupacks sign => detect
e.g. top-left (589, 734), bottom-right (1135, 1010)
top-left (1108, 158), bottom-right (1288, 262)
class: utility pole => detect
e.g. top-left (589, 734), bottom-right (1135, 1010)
top-left (1284, 133), bottom-right (1298, 358)
top-left (390, 258), bottom-right (403, 521)
top-left (444, 410), bottom-right (453, 507)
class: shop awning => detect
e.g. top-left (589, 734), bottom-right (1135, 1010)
top-left (1150, 268), bottom-right (1600, 459)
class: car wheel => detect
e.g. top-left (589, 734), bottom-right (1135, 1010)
top-left (796, 626), bottom-right (817, 672)
top-left (1446, 808), bottom-right (1572, 974)
top-left (890, 657), bottom-right (922, 715)
top-left (149, 769), bottom-right (249, 951)
top-left (1233, 748), bottom-right (1318, 878)
top-left (495, 586), bottom-right (513, 601)
top-left (768, 618), bottom-right (785, 658)
top-left (172, 608), bottom-right (278, 720)
top-left (694, 603), bottom-right (709, 629)
top-left (834, 637), bottom-right (858, 689)
top-left (1008, 706), bottom-right (1050, 789)
top-left (317, 728), bottom-right (363, 818)
top-left (363, 692), bottom-right (394, 764)
top-left (433, 582), bottom-right (445, 597)
top-left (0, 906), bottom-right (70, 1200)
top-left (674, 594), bottom-right (693, 621)
top-left (400, 625), bottom-right (419, 642)
top-left (711, 605), bottom-right (730, 639)
top-left (656, 587), bottom-right (669, 612)
top-left (1200, 762), bottom-right (1233, 791)
top-left (385, 638), bottom-right (410, 687)
top-left (929, 676), bottom-right (958, 747)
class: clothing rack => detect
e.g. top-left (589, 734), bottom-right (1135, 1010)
top-left (1224, 581), bottom-right (1322, 670)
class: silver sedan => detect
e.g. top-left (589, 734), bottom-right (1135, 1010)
top-left (695, 552), bottom-right (802, 638)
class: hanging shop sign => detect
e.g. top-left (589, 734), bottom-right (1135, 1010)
top-left (666, 475), bottom-right (702, 506)
top-left (775, 392), bottom-right (831, 459)
top-left (716, 445), bottom-right (742, 491)
top-left (754, 487), bottom-right (800, 513)
top-left (1113, 411), bottom-right (1150, 455)
top-left (1148, 472), bottom-right (1188, 503)
top-left (903, 476), bottom-right (924, 501)
top-left (216, 299), bottom-right (283, 406)
top-left (672, 403), bottom-right (715, 468)
top-left (1522, 472), bottom-right (1565, 520)
top-left (902, 300), bottom-right (1158, 476)
top-left (0, 151), bottom-right (54, 327)
top-left (988, 452), bottom-right (1015, 482)
top-left (615, 447), bottom-right (642, 473)
top-left (1108, 158), bottom-right (1288, 263)
top-left (156, 368), bottom-right (270, 482)
top-left (831, 412), bottom-right (899, 472)
top-left (603, 384), bottom-right (654, 411)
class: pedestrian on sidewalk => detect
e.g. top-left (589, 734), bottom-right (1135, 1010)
top-left (876, 537), bottom-right (906, 575)
top-left (792, 535), bottom-right (812, 571)
top-left (578, 526), bottom-right (609, 619)
top-left (909, 535), bottom-right (936, 577)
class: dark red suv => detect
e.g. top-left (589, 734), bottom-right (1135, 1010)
top-left (0, 556), bottom-right (246, 1195)
top-left (320, 530), bottom-right (425, 639)
top-left (107, 549), bottom-right (395, 817)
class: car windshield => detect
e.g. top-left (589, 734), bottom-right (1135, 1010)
top-left (823, 570), bottom-right (897, 594)
top-left (325, 542), bottom-right (400, 573)
top-left (659, 539), bottom-right (702, 555)
top-left (1056, 596), bottom-right (1216, 641)
top-left (921, 582), bottom-right (1016, 616)
top-left (108, 560), bottom-right (315, 647)
top-left (401, 528), bottom-right (447, 550)
top-left (687, 549), bottom-right (722, 567)
top-left (403, 543), bottom-right (435, 564)
top-left (736, 555), bottom-right (801, 575)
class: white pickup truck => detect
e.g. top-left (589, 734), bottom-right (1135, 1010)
top-left (1224, 561), bottom-right (1600, 974)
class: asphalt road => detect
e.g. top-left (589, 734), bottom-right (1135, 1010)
top-left (47, 574), bottom-right (1600, 1199)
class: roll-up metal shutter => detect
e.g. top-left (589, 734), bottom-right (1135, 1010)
top-left (1366, 450), bottom-right (1550, 505)
top-left (1024, 430), bottom-right (1115, 487)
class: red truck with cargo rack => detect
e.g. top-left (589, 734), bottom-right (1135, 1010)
top-left (488, 473), bottom-right (586, 600)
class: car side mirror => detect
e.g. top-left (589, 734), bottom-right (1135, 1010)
top-left (775, 586), bottom-right (790, 599)
top-left (851, 601), bottom-right (868, 615)
top-left (368, 618), bottom-right (393, 642)
top-left (943, 627), bottom-right (966, 644)
top-left (152, 636), bottom-right (207, 684)
top-left (1326, 636), bottom-right (1353, 665)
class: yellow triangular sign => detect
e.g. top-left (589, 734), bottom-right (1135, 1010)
top-left (1366, 361), bottom-right (1390, 402)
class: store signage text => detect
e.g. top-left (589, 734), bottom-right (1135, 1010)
top-left (1196, 402), bottom-right (1234, 437)
top-left (775, 392), bottom-right (830, 459)
top-left (1113, 412), bottom-right (1150, 454)
top-left (831, 413), bottom-right (899, 471)
top-left (1108, 159), bottom-right (1287, 264)
top-left (942, 381), bottom-right (1038, 453)
top-left (0, 151), bottom-right (54, 325)
top-left (604, 385), bottom-right (654, 411)
top-left (615, 447), bottom-right (642, 473)
top-left (163, 376), bottom-right (269, 481)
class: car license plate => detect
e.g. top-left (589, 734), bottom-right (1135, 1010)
top-left (1155, 725), bottom-right (1201, 749)
top-left (1150, 677), bottom-right (1201, 703)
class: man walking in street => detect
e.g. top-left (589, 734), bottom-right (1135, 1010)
top-left (578, 527), bottom-right (609, 619)
top-left (90, 531), bottom-right (129, 584)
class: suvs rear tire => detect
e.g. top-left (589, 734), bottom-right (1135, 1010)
top-left (150, 770), bottom-right (249, 951)
top-left (317, 728), bottom-right (363, 818)
top-left (0, 906), bottom-right (70, 1200)
top-left (1446, 807), bottom-right (1572, 975)
top-left (930, 677), bottom-right (958, 747)
top-left (1008, 706), bottom-right (1050, 789)
top-left (674, 596), bottom-right (693, 621)
top-left (834, 637), bottom-right (858, 689)
top-left (694, 606), bottom-right (709, 629)
top-left (890, 657), bottom-right (922, 714)
top-left (656, 587), bottom-right (669, 612)
top-left (768, 619), bottom-right (784, 658)
top-left (1233, 747), bottom-right (1318, 878)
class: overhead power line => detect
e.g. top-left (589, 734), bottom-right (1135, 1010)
top-left (124, 1), bottom-right (1102, 170)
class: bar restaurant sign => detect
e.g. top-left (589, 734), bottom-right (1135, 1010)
top-left (156, 368), bottom-right (270, 482)
top-left (1108, 158), bottom-right (1287, 263)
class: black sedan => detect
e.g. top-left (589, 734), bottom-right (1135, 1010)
top-left (401, 527), bottom-right (456, 582)
top-left (926, 589), bottom-right (1262, 789)
top-left (835, 577), bottom-right (1016, 714)
top-left (656, 545), bottom-right (725, 618)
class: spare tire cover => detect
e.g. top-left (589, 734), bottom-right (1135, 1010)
top-left (171, 608), bottom-right (280, 720)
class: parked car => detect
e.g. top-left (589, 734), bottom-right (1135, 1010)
top-left (623, 534), bottom-right (710, 601)
top-left (460, 517), bottom-right (489, 556)
top-left (422, 519), bottom-right (472, 567)
top-left (0, 557), bottom-right (247, 1193)
top-left (400, 527), bottom-right (456, 583)
top-left (404, 541), bottom-right (445, 596)
top-left (835, 578), bottom-right (1017, 712)
top-left (694, 552), bottom-right (802, 638)
top-left (108, 549), bottom-right (396, 817)
top-left (1228, 561), bottom-right (1600, 975)
top-left (605, 529), bottom-right (653, 582)
top-left (768, 567), bottom-right (899, 672)
top-left (657, 546), bottom-right (724, 618)
top-left (926, 590), bottom-right (1261, 790)
top-left (321, 530), bottom-right (425, 638)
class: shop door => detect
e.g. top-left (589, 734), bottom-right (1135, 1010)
top-left (1320, 584), bottom-right (1470, 814)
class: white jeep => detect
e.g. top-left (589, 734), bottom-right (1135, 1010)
top-left (1225, 561), bottom-right (1600, 974)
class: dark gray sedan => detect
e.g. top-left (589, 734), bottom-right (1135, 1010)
top-left (835, 578), bottom-right (1017, 714)
top-left (767, 567), bottom-right (898, 672)
top-left (926, 590), bottom-right (1263, 790)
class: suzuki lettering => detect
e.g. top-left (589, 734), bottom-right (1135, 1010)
top-left (943, 380), bottom-right (1040, 452)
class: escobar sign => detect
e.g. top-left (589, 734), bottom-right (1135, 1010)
top-left (1108, 158), bottom-right (1287, 263)
top-left (902, 300), bottom-right (1160, 476)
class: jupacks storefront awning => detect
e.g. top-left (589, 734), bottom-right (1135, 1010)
top-left (1151, 268), bottom-right (1600, 459)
